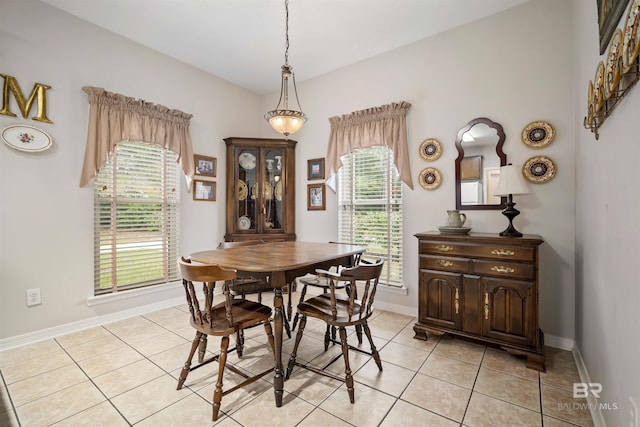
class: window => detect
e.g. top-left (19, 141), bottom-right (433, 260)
top-left (94, 141), bottom-right (180, 295)
top-left (338, 146), bottom-right (403, 286)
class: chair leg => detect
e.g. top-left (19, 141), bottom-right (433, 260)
top-left (355, 324), bottom-right (363, 345)
top-left (324, 324), bottom-right (331, 351)
top-left (338, 327), bottom-right (355, 403)
top-left (363, 322), bottom-right (382, 371)
top-left (264, 321), bottom-right (275, 355)
top-left (178, 331), bottom-right (202, 390)
top-left (286, 315), bottom-right (306, 379)
top-left (212, 336), bottom-right (229, 422)
top-left (291, 284), bottom-right (307, 332)
top-left (283, 304), bottom-right (291, 339)
top-left (236, 329), bottom-right (245, 357)
top-left (197, 334), bottom-right (208, 363)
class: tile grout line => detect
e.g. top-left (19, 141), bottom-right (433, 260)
top-left (53, 329), bottom-right (134, 426)
top-left (0, 370), bottom-right (21, 427)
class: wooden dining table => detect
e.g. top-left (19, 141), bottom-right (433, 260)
top-left (189, 241), bottom-right (366, 407)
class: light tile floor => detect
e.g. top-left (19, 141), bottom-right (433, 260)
top-left (0, 289), bottom-right (594, 427)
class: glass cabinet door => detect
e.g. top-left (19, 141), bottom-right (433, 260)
top-left (236, 148), bottom-right (258, 231)
top-left (262, 148), bottom-right (284, 231)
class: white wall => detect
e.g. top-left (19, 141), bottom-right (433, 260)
top-left (1, 0), bottom-right (578, 349)
top-left (572, 1), bottom-right (640, 425)
top-left (0, 0), bottom-right (262, 339)
top-left (271, 0), bottom-right (576, 341)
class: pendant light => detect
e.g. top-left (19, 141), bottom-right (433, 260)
top-left (264, 0), bottom-right (307, 137)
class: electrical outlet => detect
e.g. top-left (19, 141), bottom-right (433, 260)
top-left (26, 288), bottom-right (41, 307)
top-left (631, 396), bottom-right (638, 427)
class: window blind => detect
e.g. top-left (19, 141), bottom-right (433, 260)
top-left (338, 146), bottom-right (403, 286)
top-left (94, 141), bottom-right (180, 295)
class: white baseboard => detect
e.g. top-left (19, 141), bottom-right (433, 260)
top-left (0, 296), bottom-right (185, 353)
top-left (545, 334), bottom-right (574, 351)
top-left (573, 345), bottom-right (606, 427)
top-left (373, 301), bottom-right (417, 318)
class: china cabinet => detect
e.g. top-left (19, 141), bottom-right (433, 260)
top-left (414, 231), bottom-right (545, 371)
top-left (224, 137), bottom-right (296, 242)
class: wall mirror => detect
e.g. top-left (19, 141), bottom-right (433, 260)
top-left (454, 117), bottom-right (506, 210)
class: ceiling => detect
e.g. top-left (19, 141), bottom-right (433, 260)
top-left (41, 0), bottom-right (529, 95)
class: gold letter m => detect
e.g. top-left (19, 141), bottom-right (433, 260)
top-left (0, 74), bottom-right (53, 123)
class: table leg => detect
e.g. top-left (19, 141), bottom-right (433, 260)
top-left (272, 273), bottom-right (285, 407)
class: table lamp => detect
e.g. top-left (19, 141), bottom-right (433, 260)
top-left (494, 164), bottom-right (530, 237)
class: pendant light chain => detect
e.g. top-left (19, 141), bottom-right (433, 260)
top-left (284, 0), bottom-right (290, 65)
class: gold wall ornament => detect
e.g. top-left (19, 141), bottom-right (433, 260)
top-left (0, 74), bottom-right (53, 123)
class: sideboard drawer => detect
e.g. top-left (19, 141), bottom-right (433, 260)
top-left (469, 245), bottom-right (534, 262)
top-left (420, 240), bottom-right (534, 262)
top-left (473, 259), bottom-right (535, 280)
top-left (420, 255), bottom-right (470, 273)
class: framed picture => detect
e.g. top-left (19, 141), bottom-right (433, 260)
top-left (307, 158), bottom-right (325, 180)
top-left (307, 183), bottom-right (325, 210)
top-left (193, 180), bottom-right (216, 201)
top-left (460, 156), bottom-right (482, 181)
top-left (194, 154), bottom-right (217, 177)
top-left (597, 0), bottom-right (630, 54)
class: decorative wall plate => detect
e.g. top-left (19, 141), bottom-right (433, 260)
top-left (586, 80), bottom-right (594, 126)
top-left (238, 216), bottom-right (251, 230)
top-left (605, 29), bottom-right (624, 99)
top-left (523, 156), bottom-right (557, 184)
top-left (521, 121), bottom-right (556, 148)
top-left (586, 103), bottom-right (594, 127)
top-left (263, 181), bottom-right (273, 200)
top-left (419, 138), bottom-right (442, 161)
top-left (593, 61), bottom-right (605, 113)
top-left (419, 167), bottom-right (442, 190)
top-left (622, 0), bottom-right (640, 73)
top-left (238, 152), bottom-right (256, 170)
top-left (2, 124), bottom-right (52, 152)
top-left (274, 181), bottom-right (283, 201)
top-left (238, 180), bottom-right (248, 201)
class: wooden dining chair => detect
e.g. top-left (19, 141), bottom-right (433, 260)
top-left (217, 240), bottom-right (272, 303)
top-left (291, 242), bottom-right (362, 333)
top-left (176, 257), bottom-right (275, 421)
top-left (218, 240), bottom-right (292, 340)
top-left (285, 259), bottom-right (384, 404)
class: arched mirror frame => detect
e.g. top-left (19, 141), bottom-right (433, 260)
top-left (454, 117), bottom-right (507, 210)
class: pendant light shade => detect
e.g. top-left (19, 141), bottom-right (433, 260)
top-left (265, 0), bottom-right (307, 137)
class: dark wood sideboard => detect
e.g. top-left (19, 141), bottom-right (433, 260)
top-left (414, 231), bottom-right (545, 371)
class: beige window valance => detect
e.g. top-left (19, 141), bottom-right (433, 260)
top-left (327, 101), bottom-right (413, 189)
top-left (79, 86), bottom-right (194, 187)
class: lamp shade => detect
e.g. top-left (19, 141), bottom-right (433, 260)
top-left (265, 110), bottom-right (306, 136)
top-left (494, 164), bottom-right (530, 196)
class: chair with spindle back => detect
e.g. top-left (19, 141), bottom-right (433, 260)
top-left (285, 259), bottom-right (384, 404)
top-left (176, 257), bottom-right (275, 421)
top-left (291, 242), bottom-right (363, 346)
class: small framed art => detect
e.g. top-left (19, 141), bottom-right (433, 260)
top-left (307, 183), bottom-right (325, 210)
top-left (194, 180), bottom-right (216, 201)
top-left (194, 154), bottom-right (216, 177)
top-left (307, 158), bottom-right (325, 180)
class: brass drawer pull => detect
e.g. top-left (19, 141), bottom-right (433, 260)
top-left (491, 265), bottom-right (515, 274)
top-left (491, 249), bottom-right (515, 257)
top-left (434, 244), bottom-right (454, 252)
top-left (484, 293), bottom-right (489, 320)
top-left (435, 259), bottom-right (453, 267)
top-left (455, 288), bottom-right (460, 314)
